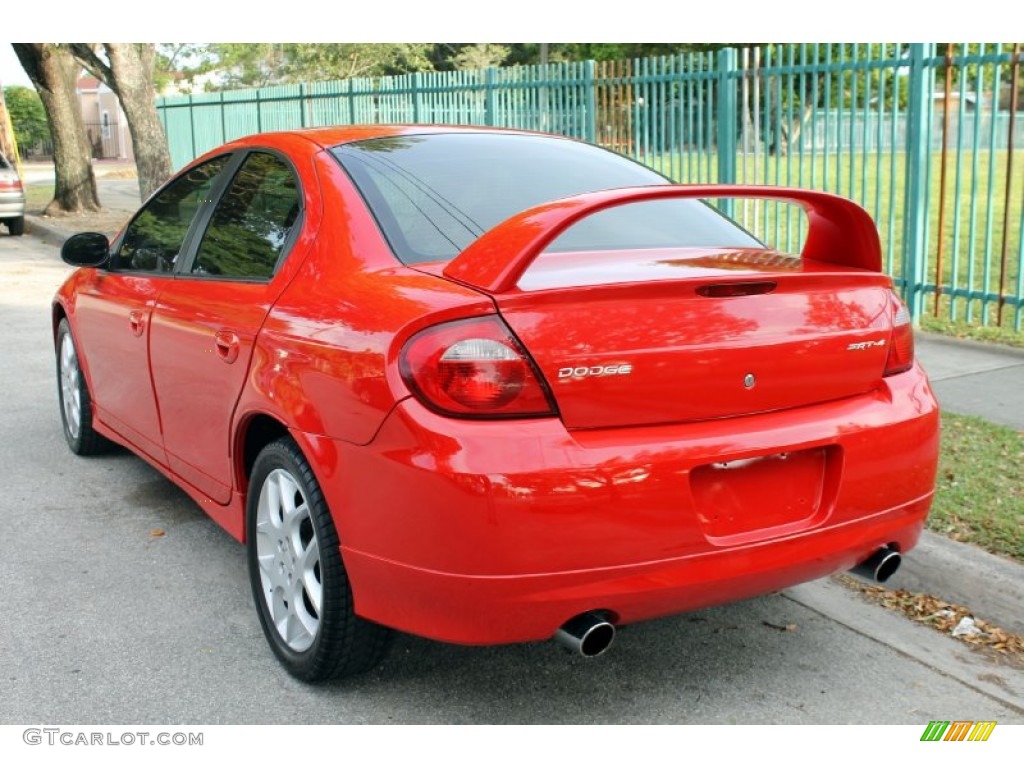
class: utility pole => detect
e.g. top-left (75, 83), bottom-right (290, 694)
top-left (0, 74), bottom-right (22, 172)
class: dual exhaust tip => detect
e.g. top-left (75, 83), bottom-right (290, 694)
top-left (553, 546), bottom-right (901, 658)
top-left (554, 612), bottom-right (616, 657)
top-left (851, 545), bottom-right (902, 583)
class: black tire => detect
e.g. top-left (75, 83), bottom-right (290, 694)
top-left (247, 436), bottom-right (392, 682)
top-left (55, 318), bottom-right (110, 455)
top-left (7, 216), bottom-right (25, 236)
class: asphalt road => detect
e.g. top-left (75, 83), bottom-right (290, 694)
top-left (1, 233), bottom-right (1022, 724)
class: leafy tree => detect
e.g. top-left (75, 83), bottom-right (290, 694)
top-left (451, 44), bottom-right (511, 71)
top-left (151, 43), bottom-right (216, 93)
top-left (3, 85), bottom-right (50, 150)
top-left (12, 43), bottom-right (101, 213)
top-left (191, 44), bottom-right (435, 89)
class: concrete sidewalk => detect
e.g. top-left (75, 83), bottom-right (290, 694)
top-left (917, 333), bottom-right (1024, 430)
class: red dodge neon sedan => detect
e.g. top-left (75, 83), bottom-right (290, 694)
top-left (54, 126), bottom-right (940, 681)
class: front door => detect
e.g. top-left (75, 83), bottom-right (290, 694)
top-left (73, 155), bottom-right (232, 462)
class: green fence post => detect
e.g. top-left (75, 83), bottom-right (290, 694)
top-left (716, 48), bottom-right (738, 217)
top-left (484, 68), bottom-right (497, 126)
top-left (347, 80), bottom-right (356, 125)
top-left (584, 60), bottom-right (597, 143)
top-left (187, 94), bottom-right (196, 161)
top-left (411, 73), bottom-right (421, 124)
top-left (219, 92), bottom-right (227, 143)
top-left (299, 83), bottom-right (307, 128)
top-left (901, 43), bottom-right (935, 320)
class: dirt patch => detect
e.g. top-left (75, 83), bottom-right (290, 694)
top-left (98, 169), bottom-right (138, 180)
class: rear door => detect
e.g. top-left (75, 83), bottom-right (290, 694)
top-left (149, 150), bottom-right (307, 503)
top-left (72, 155), bottom-right (231, 461)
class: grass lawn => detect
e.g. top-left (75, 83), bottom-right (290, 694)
top-left (24, 184), bottom-right (54, 210)
top-left (930, 412), bottom-right (1024, 561)
top-left (920, 315), bottom-right (1024, 348)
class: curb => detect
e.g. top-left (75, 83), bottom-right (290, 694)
top-left (25, 215), bottom-right (73, 248)
top-left (886, 530), bottom-right (1024, 636)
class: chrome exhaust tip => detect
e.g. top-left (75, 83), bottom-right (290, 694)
top-left (554, 612), bottom-right (616, 657)
top-left (852, 545), bottom-right (902, 583)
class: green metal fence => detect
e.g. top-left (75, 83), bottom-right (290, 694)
top-left (156, 43), bottom-right (1024, 330)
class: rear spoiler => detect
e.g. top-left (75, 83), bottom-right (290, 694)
top-left (443, 185), bottom-right (882, 294)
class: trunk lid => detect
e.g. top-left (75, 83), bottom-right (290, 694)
top-left (475, 247), bottom-right (894, 429)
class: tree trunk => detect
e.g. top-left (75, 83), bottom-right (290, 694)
top-left (12, 44), bottom-right (101, 214)
top-left (775, 73), bottom-right (827, 157)
top-left (70, 44), bottom-right (172, 200)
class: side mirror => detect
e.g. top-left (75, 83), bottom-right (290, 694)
top-left (61, 232), bottom-right (110, 267)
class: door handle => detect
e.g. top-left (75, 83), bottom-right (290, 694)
top-left (214, 330), bottom-right (240, 364)
top-left (128, 310), bottom-right (145, 337)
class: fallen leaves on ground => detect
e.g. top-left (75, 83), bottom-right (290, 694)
top-left (834, 573), bottom-right (1024, 667)
top-left (762, 621), bottom-right (798, 632)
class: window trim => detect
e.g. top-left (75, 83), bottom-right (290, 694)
top-left (174, 147), bottom-right (305, 284)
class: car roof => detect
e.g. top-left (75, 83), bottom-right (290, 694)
top-left (223, 124), bottom-right (559, 153)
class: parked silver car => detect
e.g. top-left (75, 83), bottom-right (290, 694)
top-left (0, 151), bottom-right (26, 236)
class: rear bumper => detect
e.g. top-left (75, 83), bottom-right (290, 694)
top-left (342, 497), bottom-right (929, 644)
top-left (0, 196), bottom-right (25, 218)
top-left (301, 363), bottom-right (939, 645)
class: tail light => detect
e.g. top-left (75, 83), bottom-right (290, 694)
top-left (883, 291), bottom-right (914, 376)
top-left (0, 178), bottom-right (23, 192)
top-left (400, 316), bottom-right (557, 418)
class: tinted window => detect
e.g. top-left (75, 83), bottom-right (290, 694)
top-left (191, 152), bottom-right (300, 279)
top-left (115, 156), bottom-right (229, 272)
top-left (332, 134), bottom-right (760, 264)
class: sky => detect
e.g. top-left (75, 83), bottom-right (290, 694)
top-left (0, 46), bottom-right (31, 88)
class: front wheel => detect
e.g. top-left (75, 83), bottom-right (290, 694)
top-left (56, 318), bottom-right (109, 455)
top-left (247, 437), bottom-right (392, 681)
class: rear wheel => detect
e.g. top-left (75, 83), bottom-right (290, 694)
top-left (7, 216), bottom-right (24, 236)
top-left (56, 319), bottom-right (109, 455)
top-left (247, 437), bottom-right (391, 681)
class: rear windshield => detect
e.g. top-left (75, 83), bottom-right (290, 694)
top-left (332, 133), bottom-right (760, 264)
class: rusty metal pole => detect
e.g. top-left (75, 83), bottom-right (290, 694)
top-left (933, 44), bottom-right (955, 317)
top-left (997, 43), bottom-right (1021, 327)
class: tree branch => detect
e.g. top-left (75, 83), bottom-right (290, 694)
top-left (67, 43), bottom-right (115, 90)
top-left (11, 43), bottom-right (47, 93)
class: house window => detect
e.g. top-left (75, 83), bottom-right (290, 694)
top-left (101, 111), bottom-right (111, 140)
